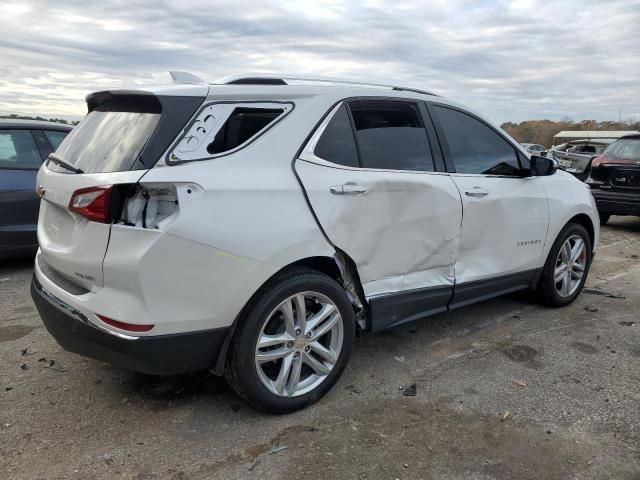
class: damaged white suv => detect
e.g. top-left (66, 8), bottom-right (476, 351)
top-left (32, 73), bottom-right (599, 413)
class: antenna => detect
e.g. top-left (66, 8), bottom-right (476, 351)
top-left (169, 71), bottom-right (205, 84)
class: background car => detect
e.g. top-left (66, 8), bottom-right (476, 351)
top-left (0, 119), bottom-right (72, 258)
top-left (550, 139), bottom-right (614, 180)
top-left (587, 134), bottom-right (640, 224)
top-left (521, 143), bottom-right (548, 157)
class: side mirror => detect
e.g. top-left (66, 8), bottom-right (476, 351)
top-left (530, 155), bottom-right (558, 176)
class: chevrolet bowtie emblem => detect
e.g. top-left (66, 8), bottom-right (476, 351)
top-left (36, 185), bottom-right (46, 198)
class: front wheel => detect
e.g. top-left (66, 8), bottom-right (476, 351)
top-left (225, 268), bottom-right (355, 413)
top-left (539, 223), bottom-right (592, 307)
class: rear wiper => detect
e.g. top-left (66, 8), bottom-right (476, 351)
top-left (47, 154), bottom-right (84, 174)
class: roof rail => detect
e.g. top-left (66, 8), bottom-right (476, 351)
top-left (212, 73), bottom-right (438, 96)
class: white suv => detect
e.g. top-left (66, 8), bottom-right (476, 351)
top-left (31, 74), bottom-right (599, 413)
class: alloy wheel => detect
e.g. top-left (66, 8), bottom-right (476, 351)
top-left (255, 292), bottom-right (343, 397)
top-left (554, 234), bottom-right (587, 297)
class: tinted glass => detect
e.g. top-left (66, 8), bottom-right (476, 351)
top-left (54, 111), bottom-right (160, 173)
top-left (350, 102), bottom-right (434, 171)
top-left (603, 138), bottom-right (640, 160)
top-left (314, 105), bottom-right (359, 167)
top-left (44, 130), bottom-right (69, 151)
top-left (433, 106), bottom-right (521, 175)
top-left (0, 130), bottom-right (42, 169)
top-left (208, 107), bottom-right (284, 154)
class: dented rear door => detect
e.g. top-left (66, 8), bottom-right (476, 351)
top-left (296, 101), bottom-right (462, 302)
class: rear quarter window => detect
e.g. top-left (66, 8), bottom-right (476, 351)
top-left (171, 102), bottom-right (293, 162)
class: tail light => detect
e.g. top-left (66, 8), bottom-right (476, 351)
top-left (69, 185), bottom-right (113, 223)
top-left (97, 315), bottom-right (154, 333)
top-left (591, 156), bottom-right (602, 168)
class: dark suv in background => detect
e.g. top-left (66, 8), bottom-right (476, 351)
top-left (0, 119), bottom-right (72, 258)
top-left (587, 134), bottom-right (640, 224)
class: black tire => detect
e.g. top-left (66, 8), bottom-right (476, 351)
top-left (225, 267), bottom-right (355, 413)
top-left (599, 212), bottom-right (610, 225)
top-left (539, 223), bottom-right (592, 307)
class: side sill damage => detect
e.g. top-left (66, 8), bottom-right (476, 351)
top-left (333, 250), bottom-right (368, 331)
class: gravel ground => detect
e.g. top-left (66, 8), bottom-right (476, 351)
top-left (1, 217), bottom-right (639, 480)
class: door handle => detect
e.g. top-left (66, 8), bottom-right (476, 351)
top-left (464, 188), bottom-right (489, 198)
top-left (330, 183), bottom-right (368, 195)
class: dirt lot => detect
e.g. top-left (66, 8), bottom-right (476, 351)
top-left (1, 218), bottom-right (640, 480)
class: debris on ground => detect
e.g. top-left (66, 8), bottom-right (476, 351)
top-left (514, 379), bottom-right (528, 387)
top-left (103, 454), bottom-right (113, 465)
top-left (619, 321), bottom-right (635, 327)
top-left (44, 359), bottom-right (67, 372)
top-left (402, 383), bottom-right (417, 397)
top-left (585, 306), bottom-right (599, 312)
top-left (20, 363), bottom-right (28, 370)
top-left (501, 410), bottom-right (511, 421)
top-left (346, 384), bottom-right (361, 394)
top-left (21, 347), bottom-right (36, 356)
top-left (268, 445), bottom-right (288, 455)
top-left (583, 288), bottom-right (626, 299)
top-left (247, 459), bottom-right (261, 471)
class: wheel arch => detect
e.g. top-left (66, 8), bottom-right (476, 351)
top-left (211, 251), bottom-right (368, 375)
top-left (568, 213), bottom-right (595, 249)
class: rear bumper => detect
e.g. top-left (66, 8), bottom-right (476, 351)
top-left (591, 189), bottom-right (640, 215)
top-left (31, 275), bottom-right (229, 375)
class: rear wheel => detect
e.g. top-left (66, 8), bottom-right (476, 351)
top-left (539, 223), bottom-right (592, 307)
top-left (225, 268), bottom-right (355, 413)
top-left (599, 212), bottom-right (611, 225)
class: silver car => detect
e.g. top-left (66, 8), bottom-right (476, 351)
top-left (550, 139), bottom-right (614, 180)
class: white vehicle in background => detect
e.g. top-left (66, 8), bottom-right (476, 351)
top-left (521, 143), bottom-right (548, 157)
top-left (31, 73), bottom-right (599, 413)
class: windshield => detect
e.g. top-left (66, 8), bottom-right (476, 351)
top-left (604, 138), bottom-right (640, 161)
top-left (53, 110), bottom-right (160, 173)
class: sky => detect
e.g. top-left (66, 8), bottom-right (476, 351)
top-left (1, 0), bottom-right (639, 124)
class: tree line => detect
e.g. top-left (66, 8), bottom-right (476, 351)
top-left (500, 119), bottom-right (640, 147)
top-left (0, 114), bottom-right (80, 126)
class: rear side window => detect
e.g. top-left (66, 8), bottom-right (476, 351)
top-left (0, 130), bottom-right (42, 170)
top-left (44, 130), bottom-right (69, 151)
top-left (172, 102), bottom-right (293, 162)
top-left (432, 106), bottom-right (521, 175)
top-left (349, 101), bottom-right (434, 171)
top-left (314, 105), bottom-right (359, 167)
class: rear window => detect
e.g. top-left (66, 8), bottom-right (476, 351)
top-left (604, 138), bottom-right (640, 161)
top-left (44, 130), bottom-right (69, 151)
top-left (171, 102), bottom-right (293, 162)
top-left (53, 110), bottom-right (160, 173)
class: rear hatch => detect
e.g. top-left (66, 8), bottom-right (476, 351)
top-left (589, 137), bottom-right (640, 194)
top-left (37, 89), bottom-right (205, 291)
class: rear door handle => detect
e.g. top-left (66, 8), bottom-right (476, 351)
top-left (464, 188), bottom-right (489, 198)
top-left (330, 183), bottom-right (368, 195)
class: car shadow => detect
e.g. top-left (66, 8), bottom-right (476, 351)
top-left (605, 216), bottom-right (640, 232)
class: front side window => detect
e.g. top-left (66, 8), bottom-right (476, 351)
top-left (433, 105), bottom-right (521, 176)
top-left (0, 130), bottom-right (42, 170)
top-left (172, 102), bottom-right (293, 162)
top-left (349, 101), bottom-right (434, 171)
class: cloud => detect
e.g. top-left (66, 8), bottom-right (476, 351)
top-left (0, 0), bottom-right (639, 123)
